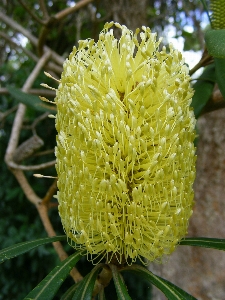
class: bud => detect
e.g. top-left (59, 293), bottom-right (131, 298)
top-left (55, 22), bottom-right (196, 264)
top-left (210, 0), bottom-right (225, 29)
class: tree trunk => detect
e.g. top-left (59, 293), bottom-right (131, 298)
top-left (101, 0), bottom-right (148, 33)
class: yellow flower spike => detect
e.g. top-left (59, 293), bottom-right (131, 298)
top-left (55, 22), bottom-right (196, 265)
top-left (210, 0), bottom-right (225, 29)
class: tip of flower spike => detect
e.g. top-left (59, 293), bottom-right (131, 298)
top-left (44, 71), bottom-right (60, 83)
top-left (104, 21), bottom-right (114, 30)
top-left (34, 174), bottom-right (57, 179)
top-left (39, 96), bottom-right (56, 104)
top-left (40, 83), bottom-right (57, 91)
top-left (114, 22), bottom-right (122, 29)
top-left (135, 28), bottom-right (140, 35)
top-left (33, 174), bottom-right (43, 178)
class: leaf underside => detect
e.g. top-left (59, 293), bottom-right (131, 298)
top-left (191, 64), bottom-right (216, 118)
top-left (7, 86), bottom-right (56, 113)
top-left (179, 237), bottom-right (225, 250)
top-left (23, 251), bottom-right (83, 300)
top-left (122, 264), bottom-right (197, 300)
top-left (72, 263), bottom-right (104, 300)
top-left (0, 235), bottom-right (66, 263)
top-left (205, 29), bottom-right (225, 58)
top-left (110, 264), bottom-right (132, 300)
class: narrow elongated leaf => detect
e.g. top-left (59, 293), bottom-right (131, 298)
top-left (205, 29), bottom-right (225, 58)
top-left (97, 289), bottom-right (106, 300)
top-left (122, 265), bottom-right (197, 300)
top-left (215, 57), bottom-right (225, 99)
top-left (191, 64), bottom-right (216, 118)
top-left (110, 264), bottom-right (132, 300)
top-left (60, 282), bottom-right (81, 300)
top-left (73, 263), bottom-right (104, 300)
top-left (7, 86), bottom-right (56, 113)
top-left (24, 251), bottom-right (83, 300)
top-left (0, 235), bottom-right (66, 263)
top-left (179, 237), bottom-right (225, 250)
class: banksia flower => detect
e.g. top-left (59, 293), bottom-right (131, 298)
top-left (55, 22), bottom-right (196, 264)
top-left (210, 0), bottom-right (225, 29)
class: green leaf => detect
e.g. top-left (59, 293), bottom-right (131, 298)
top-left (0, 235), bottom-right (66, 263)
top-left (191, 64), bottom-right (216, 118)
top-left (205, 29), bottom-right (225, 58)
top-left (110, 264), bottom-right (132, 300)
top-left (60, 282), bottom-right (81, 300)
top-left (97, 289), bottom-right (106, 300)
top-left (122, 265), bottom-right (197, 300)
top-left (215, 57), bottom-right (225, 99)
top-left (72, 263), bottom-right (104, 300)
top-left (24, 251), bottom-right (83, 300)
top-left (7, 86), bottom-right (56, 113)
top-left (179, 237), bottom-right (225, 250)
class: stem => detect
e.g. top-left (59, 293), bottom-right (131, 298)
top-left (55, 0), bottom-right (94, 21)
top-left (39, 0), bottom-right (49, 20)
top-left (37, 203), bottom-right (83, 282)
top-left (189, 50), bottom-right (213, 76)
top-left (92, 264), bottom-right (112, 297)
top-left (5, 51), bottom-right (51, 165)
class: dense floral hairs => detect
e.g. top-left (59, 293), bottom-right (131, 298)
top-left (55, 22), bottom-right (196, 264)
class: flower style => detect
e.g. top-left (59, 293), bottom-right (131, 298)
top-left (55, 22), bottom-right (196, 264)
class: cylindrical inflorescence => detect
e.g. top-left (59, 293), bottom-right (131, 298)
top-left (55, 22), bottom-right (196, 264)
top-left (210, 0), bottom-right (225, 29)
